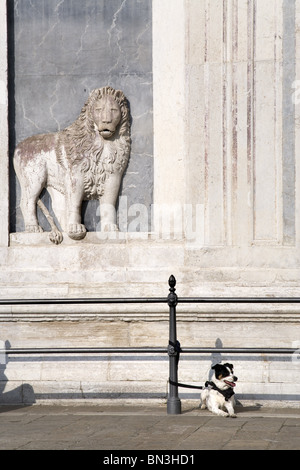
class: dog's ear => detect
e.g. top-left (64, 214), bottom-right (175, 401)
top-left (212, 364), bottom-right (223, 380)
top-left (212, 364), bottom-right (222, 373)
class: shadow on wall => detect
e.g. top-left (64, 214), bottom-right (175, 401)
top-left (0, 340), bottom-right (35, 405)
top-left (208, 337), bottom-right (224, 380)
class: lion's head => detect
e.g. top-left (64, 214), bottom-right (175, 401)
top-left (81, 86), bottom-right (130, 140)
top-left (60, 86), bottom-right (131, 166)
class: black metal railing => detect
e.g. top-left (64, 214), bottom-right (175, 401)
top-left (0, 275), bottom-right (299, 414)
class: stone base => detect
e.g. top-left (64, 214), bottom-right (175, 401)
top-left (0, 318), bottom-right (299, 407)
top-left (1, 234), bottom-right (300, 406)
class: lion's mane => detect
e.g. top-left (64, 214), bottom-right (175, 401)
top-left (56, 86), bottom-right (131, 199)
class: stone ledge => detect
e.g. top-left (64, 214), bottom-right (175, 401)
top-left (9, 232), bottom-right (174, 246)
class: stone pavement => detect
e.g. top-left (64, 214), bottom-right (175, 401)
top-left (0, 402), bottom-right (299, 451)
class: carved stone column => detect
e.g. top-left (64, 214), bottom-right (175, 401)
top-left (186, 0), bottom-right (297, 249)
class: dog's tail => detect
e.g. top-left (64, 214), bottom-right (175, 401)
top-left (37, 199), bottom-right (63, 245)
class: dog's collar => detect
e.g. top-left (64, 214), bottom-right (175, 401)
top-left (205, 381), bottom-right (235, 401)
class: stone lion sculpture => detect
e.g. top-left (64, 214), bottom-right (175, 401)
top-left (13, 86), bottom-right (131, 244)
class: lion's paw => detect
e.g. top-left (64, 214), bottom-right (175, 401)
top-left (68, 224), bottom-right (87, 240)
top-left (49, 230), bottom-right (63, 245)
top-left (25, 224), bottom-right (44, 233)
top-left (102, 223), bottom-right (119, 232)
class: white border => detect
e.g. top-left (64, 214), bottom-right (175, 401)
top-left (0, 1), bottom-right (9, 247)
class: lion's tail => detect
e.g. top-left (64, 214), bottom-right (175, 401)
top-left (37, 199), bottom-right (63, 245)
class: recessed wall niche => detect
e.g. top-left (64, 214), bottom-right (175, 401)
top-left (7, 0), bottom-right (153, 234)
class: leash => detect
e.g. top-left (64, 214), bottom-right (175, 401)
top-left (169, 379), bottom-right (235, 401)
top-left (169, 379), bottom-right (204, 390)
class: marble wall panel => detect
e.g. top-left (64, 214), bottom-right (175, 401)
top-left (8, 0), bottom-right (153, 233)
top-left (186, 0), bottom-right (296, 248)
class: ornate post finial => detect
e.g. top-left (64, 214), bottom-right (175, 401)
top-left (168, 275), bottom-right (177, 308)
top-left (168, 275), bottom-right (176, 292)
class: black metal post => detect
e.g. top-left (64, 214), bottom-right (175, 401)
top-left (167, 275), bottom-right (181, 415)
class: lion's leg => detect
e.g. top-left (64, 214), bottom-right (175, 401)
top-left (99, 203), bottom-right (118, 232)
top-left (99, 173), bottom-right (122, 232)
top-left (13, 151), bottom-right (44, 233)
top-left (20, 183), bottom-right (45, 233)
top-left (22, 199), bottom-right (43, 233)
top-left (66, 186), bottom-right (87, 240)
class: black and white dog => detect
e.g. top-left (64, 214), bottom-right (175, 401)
top-left (200, 363), bottom-right (238, 418)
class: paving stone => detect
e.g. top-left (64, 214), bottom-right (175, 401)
top-left (0, 404), bottom-right (300, 451)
